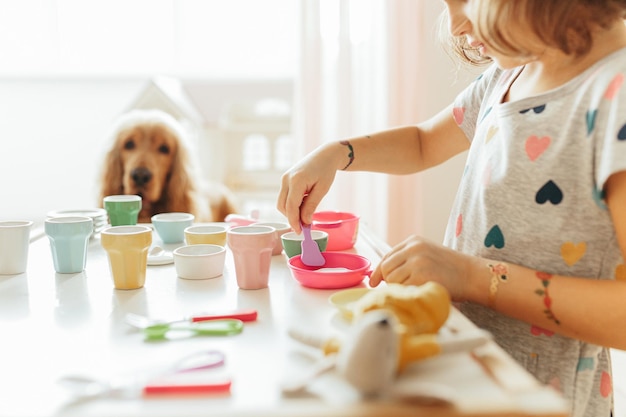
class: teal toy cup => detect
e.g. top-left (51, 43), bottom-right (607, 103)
top-left (103, 195), bottom-right (142, 226)
top-left (151, 212), bottom-right (195, 244)
top-left (44, 216), bottom-right (93, 274)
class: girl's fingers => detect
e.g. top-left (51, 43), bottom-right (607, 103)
top-left (369, 264), bottom-right (384, 287)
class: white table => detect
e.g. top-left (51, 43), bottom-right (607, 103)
top-left (0, 223), bottom-right (569, 417)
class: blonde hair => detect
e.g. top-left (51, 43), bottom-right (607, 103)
top-left (441, 0), bottom-right (626, 66)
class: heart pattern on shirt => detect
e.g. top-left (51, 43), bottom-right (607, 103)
top-left (485, 125), bottom-right (498, 143)
top-left (530, 325), bottom-right (554, 337)
top-left (604, 73), bottom-right (624, 100)
top-left (520, 104), bottom-right (546, 114)
top-left (561, 242), bottom-right (586, 266)
top-left (586, 110), bottom-right (597, 135)
top-left (535, 180), bottom-right (563, 205)
top-left (600, 372), bottom-right (612, 398)
top-left (525, 135), bottom-right (550, 161)
top-left (484, 225), bottom-right (505, 249)
top-left (455, 214), bottom-right (463, 237)
top-left (453, 107), bottom-right (465, 125)
top-left (618, 123), bottom-right (626, 140)
top-left (577, 357), bottom-right (595, 372)
top-left (592, 186), bottom-right (607, 209)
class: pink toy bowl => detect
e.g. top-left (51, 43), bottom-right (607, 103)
top-left (311, 211), bottom-right (359, 251)
top-left (288, 252), bottom-right (372, 289)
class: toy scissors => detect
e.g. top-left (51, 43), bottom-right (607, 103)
top-left (58, 349), bottom-right (231, 405)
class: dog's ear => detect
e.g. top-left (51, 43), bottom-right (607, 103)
top-left (99, 139), bottom-right (125, 206)
top-left (163, 143), bottom-right (199, 215)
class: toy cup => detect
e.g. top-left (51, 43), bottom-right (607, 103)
top-left (101, 225), bottom-right (152, 290)
top-left (252, 222), bottom-right (292, 255)
top-left (184, 224), bottom-right (228, 247)
top-left (227, 225), bottom-right (276, 290)
top-left (103, 195), bottom-right (142, 226)
top-left (44, 216), bottom-right (93, 274)
top-left (0, 220), bottom-right (33, 275)
top-left (151, 212), bottom-right (194, 244)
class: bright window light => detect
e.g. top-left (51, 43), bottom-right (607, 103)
top-left (0, 0), bottom-right (297, 78)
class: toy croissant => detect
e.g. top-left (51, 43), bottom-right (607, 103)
top-left (288, 281), bottom-right (490, 396)
top-left (331, 281), bottom-right (452, 371)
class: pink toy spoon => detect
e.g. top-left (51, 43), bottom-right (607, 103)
top-left (300, 222), bottom-right (325, 267)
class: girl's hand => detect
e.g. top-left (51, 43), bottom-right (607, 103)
top-left (276, 144), bottom-right (343, 233)
top-left (369, 235), bottom-right (476, 302)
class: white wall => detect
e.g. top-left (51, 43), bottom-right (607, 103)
top-left (0, 78), bottom-right (145, 222)
top-left (0, 77), bottom-right (295, 224)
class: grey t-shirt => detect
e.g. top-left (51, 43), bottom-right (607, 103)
top-left (444, 48), bottom-right (626, 417)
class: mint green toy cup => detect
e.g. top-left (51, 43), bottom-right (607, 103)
top-left (152, 212), bottom-right (195, 244)
top-left (44, 216), bottom-right (93, 273)
top-left (103, 195), bottom-right (142, 226)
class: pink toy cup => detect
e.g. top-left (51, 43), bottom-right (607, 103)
top-left (227, 226), bottom-right (277, 290)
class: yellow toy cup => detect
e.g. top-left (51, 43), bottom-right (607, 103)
top-left (101, 225), bottom-right (152, 290)
top-left (184, 224), bottom-right (228, 247)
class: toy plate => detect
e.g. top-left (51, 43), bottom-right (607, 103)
top-left (288, 252), bottom-right (371, 289)
top-left (328, 287), bottom-right (371, 321)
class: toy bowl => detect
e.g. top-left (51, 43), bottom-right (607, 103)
top-left (281, 230), bottom-right (329, 258)
top-left (288, 252), bottom-right (371, 289)
top-left (328, 287), bottom-right (372, 321)
top-left (173, 244), bottom-right (225, 280)
top-left (311, 211), bottom-right (359, 251)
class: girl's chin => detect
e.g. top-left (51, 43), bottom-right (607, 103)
top-left (490, 54), bottom-right (530, 70)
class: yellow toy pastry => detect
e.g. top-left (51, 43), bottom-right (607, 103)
top-left (287, 282), bottom-right (488, 396)
top-left (351, 281), bottom-right (451, 371)
top-left (320, 282), bottom-right (451, 372)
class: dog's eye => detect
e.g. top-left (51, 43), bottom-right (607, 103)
top-left (124, 140), bottom-right (135, 150)
top-left (158, 144), bottom-right (170, 154)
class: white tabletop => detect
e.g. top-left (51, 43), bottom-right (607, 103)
top-left (0, 224), bottom-right (569, 417)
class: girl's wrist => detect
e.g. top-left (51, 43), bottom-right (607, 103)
top-left (322, 140), bottom-right (356, 171)
top-left (338, 140), bottom-right (355, 170)
top-left (464, 256), bottom-right (494, 306)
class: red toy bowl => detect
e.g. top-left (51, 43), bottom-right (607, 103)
top-left (288, 252), bottom-right (372, 289)
top-left (311, 211), bottom-right (359, 251)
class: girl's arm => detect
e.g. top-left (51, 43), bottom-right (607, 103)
top-left (370, 170), bottom-right (626, 349)
top-left (277, 104), bottom-right (470, 232)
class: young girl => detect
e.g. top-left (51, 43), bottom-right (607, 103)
top-left (277, 1), bottom-right (626, 416)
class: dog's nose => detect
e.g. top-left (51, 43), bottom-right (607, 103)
top-left (131, 167), bottom-right (152, 186)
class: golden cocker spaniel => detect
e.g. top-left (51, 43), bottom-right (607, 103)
top-left (98, 109), bottom-right (238, 223)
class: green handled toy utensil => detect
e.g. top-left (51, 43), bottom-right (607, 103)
top-left (143, 319), bottom-right (244, 341)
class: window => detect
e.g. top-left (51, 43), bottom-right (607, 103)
top-left (0, 0), bottom-right (297, 79)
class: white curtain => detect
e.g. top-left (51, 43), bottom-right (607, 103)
top-left (294, 0), bottom-right (463, 245)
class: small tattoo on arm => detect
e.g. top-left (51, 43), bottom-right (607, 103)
top-left (535, 271), bottom-right (561, 325)
top-left (339, 140), bottom-right (354, 170)
top-left (487, 262), bottom-right (508, 308)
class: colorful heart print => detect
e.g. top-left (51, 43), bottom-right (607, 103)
top-left (536, 180), bottom-right (563, 205)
